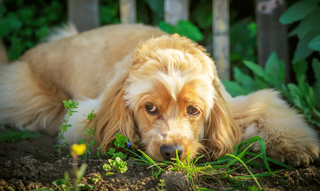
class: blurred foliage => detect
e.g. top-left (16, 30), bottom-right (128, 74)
top-left (0, 0), bottom-right (67, 60)
top-left (282, 0), bottom-right (320, 62)
top-left (223, 53), bottom-right (320, 127)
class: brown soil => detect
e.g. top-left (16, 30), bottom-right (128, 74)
top-left (1, 128), bottom-right (320, 191)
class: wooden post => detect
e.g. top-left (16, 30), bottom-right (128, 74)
top-left (213, 0), bottom-right (230, 80)
top-left (0, 0), bottom-right (8, 64)
top-left (256, 0), bottom-right (289, 82)
top-left (68, 0), bottom-right (99, 32)
top-left (120, 0), bottom-right (136, 24)
top-left (0, 39), bottom-right (7, 64)
top-left (165, 0), bottom-right (189, 26)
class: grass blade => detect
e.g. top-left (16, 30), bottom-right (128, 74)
top-left (226, 154), bottom-right (262, 190)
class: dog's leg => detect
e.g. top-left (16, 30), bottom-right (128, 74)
top-left (229, 89), bottom-right (319, 167)
top-left (0, 61), bottom-right (68, 135)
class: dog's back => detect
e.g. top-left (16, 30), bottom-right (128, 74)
top-left (0, 24), bottom-right (167, 135)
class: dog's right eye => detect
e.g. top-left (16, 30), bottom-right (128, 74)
top-left (145, 104), bottom-right (158, 115)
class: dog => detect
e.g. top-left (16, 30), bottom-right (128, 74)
top-left (0, 24), bottom-right (319, 166)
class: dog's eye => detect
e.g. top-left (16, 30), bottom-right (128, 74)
top-left (187, 106), bottom-right (200, 116)
top-left (145, 104), bottom-right (158, 114)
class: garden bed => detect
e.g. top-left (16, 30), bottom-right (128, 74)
top-left (1, 129), bottom-right (320, 191)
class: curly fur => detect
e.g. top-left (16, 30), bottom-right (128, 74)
top-left (0, 24), bottom-right (318, 166)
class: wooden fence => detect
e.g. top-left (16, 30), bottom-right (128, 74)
top-left (0, 0), bottom-right (289, 80)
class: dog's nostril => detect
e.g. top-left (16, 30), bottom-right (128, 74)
top-left (160, 145), bottom-right (184, 160)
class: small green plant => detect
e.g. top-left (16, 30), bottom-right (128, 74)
top-left (91, 174), bottom-right (101, 183)
top-left (77, 110), bottom-right (100, 161)
top-left (103, 157), bottom-right (128, 175)
top-left (114, 133), bottom-right (129, 148)
top-left (0, 129), bottom-right (40, 142)
top-left (106, 133), bottom-right (131, 160)
top-left (157, 179), bottom-right (166, 191)
top-left (53, 100), bottom-right (79, 156)
top-left (78, 127), bottom-right (96, 161)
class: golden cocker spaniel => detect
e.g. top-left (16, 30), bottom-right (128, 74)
top-left (0, 24), bottom-right (319, 166)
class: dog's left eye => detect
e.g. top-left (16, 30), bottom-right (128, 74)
top-left (145, 104), bottom-right (158, 114)
top-left (187, 106), bottom-right (200, 116)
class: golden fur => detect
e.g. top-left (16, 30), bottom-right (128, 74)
top-left (0, 24), bottom-right (318, 166)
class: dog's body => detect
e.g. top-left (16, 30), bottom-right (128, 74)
top-left (0, 24), bottom-right (319, 166)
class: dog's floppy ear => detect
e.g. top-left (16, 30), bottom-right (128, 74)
top-left (90, 73), bottom-right (136, 153)
top-left (203, 78), bottom-right (241, 159)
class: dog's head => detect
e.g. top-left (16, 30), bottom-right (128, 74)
top-left (93, 34), bottom-right (240, 161)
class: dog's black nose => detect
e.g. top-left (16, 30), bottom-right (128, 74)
top-left (160, 145), bottom-right (184, 160)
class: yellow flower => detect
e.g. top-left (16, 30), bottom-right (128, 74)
top-left (71, 144), bottom-right (86, 157)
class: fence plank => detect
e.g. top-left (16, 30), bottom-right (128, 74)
top-left (68, 0), bottom-right (99, 32)
top-left (256, 0), bottom-right (289, 82)
top-left (0, 39), bottom-right (7, 64)
top-left (165, 0), bottom-right (189, 26)
top-left (213, 0), bottom-right (230, 80)
top-left (0, 0), bottom-right (8, 64)
top-left (120, 0), bottom-right (136, 24)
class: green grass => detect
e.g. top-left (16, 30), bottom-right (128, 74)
top-left (128, 136), bottom-right (293, 191)
top-left (0, 129), bottom-right (41, 142)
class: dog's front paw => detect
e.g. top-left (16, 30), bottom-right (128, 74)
top-left (264, 135), bottom-right (319, 167)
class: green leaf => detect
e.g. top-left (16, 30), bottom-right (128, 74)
top-left (295, 7), bottom-right (320, 39)
top-left (176, 20), bottom-right (203, 42)
top-left (108, 148), bottom-right (115, 155)
top-left (17, 8), bottom-right (34, 22)
top-left (91, 174), bottom-right (101, 183)
top-left (308, 34), bottom-right (320, 51)
top-left (52, 179), bottom-right (66, 188)
top-left (103, 163), bottom-right (112, 171)
top-left (0, 130), bottom-right (41, 142)
top-left (87, 110), bottom-right (95, 120)
top-left (0, 14), bottom-right (22, 37)
top-left (247, 185), bottom-right (259, 191)
top-left (146, 0), bottom-right (164, 18)
top-left (312, 59), bottom-right (320, 109)
top-left (76, 163), bottom-right (87, 181)
top-left (288, 83), bottom-right (304, 109)
top-left (279, 0), bottom-right (319, 24)
top-left (233, 67), bottom-right (257, 91)
top-left (159, 21), bottom-right (177, 34)
top-left (264, 52), bottom-right (286, 89)
top-left (243, 60), bottom-right (271, 83)
top-left (222, 81), bottom-right (252, 97)
top-left (61, 124), bottom-right (71, 132)
top-left (293, 34), bottom-right (315, 62)
top-left (293, 60), bottom-right (308, 84)
top-left (112, 152), bottom-right (127, 160)
top-left (78, 184), bottom-right (95, 189)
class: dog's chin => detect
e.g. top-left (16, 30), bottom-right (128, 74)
top-left (143, 134), bottom-right (203, 161)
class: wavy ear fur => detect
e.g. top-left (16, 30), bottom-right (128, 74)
top-left (203, 79), bottom-right (241, 159)
top-left (89, 73), bottom-right (137, 153)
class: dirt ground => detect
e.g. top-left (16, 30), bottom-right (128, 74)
top-left (1, 129), bottom-right (320, 191)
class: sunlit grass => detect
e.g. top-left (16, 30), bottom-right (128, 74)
top-left (128, 136), bottom-right (294, 191)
